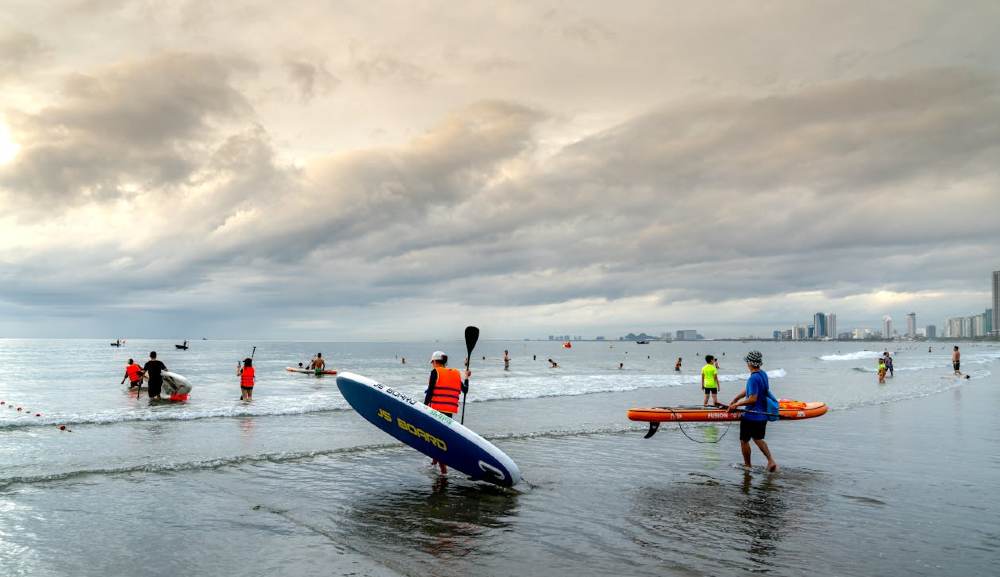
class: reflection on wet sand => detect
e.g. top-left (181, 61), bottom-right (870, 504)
top-left (628, 468), bottom-right (823, 572)
top-left (737, 471), bottom-right (784, 565)
top-left (344, 476), bottom-right (520, 561)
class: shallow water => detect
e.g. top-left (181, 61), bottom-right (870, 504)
top-left (1, 339), bottom-right (998, 576)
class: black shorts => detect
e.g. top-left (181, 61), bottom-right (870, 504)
top-left (740, 420), bottom-right (767, 441)
top-left (148, 379), bottom-right (162, 398)
top-left (953, 361), bottom-right (960, 371)
top-left (241, 386), bottom-right (254, 391)
top-left (703, 387), bottom-right (719, 394)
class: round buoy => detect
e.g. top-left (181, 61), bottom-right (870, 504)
top-left (35, 413), bottom-right (41, 417)
top-left (17, 407), bottom-right (22, 411)
top-left (59, 425), bottom-right (66, 430)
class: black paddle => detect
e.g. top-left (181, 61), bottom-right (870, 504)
top-left (461, 326), bottom-right (480, 424)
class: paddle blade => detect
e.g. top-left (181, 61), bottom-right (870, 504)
top-left (464, 326), bottom-right (480, 357)
top-left (643, 422), bottom-right (660, 439)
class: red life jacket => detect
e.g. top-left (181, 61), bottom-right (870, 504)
top-left (125, 364), bottom-right (142, 382)
top-left (428, 367), bottom-right (462, 415)
top-left (241, 366), bottom-right (255, 387)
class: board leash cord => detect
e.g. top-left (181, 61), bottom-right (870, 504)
top-left (672, 407), bottom-right (733, 444)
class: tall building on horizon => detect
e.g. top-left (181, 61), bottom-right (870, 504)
top-left (814, 312), bottom-right (827, 338)
top-left (828, 313), bottom-right (837, 340)
top-left (906, 312), bottom-right (917, 338)
top-left (992, 270), bottom-right (999, 336)
top-left (926, 325), bottom-right (937, 339)
top-left (883, 315), bottom-right (893, 339)
top-left (948, 317), bottom-right (963, 338)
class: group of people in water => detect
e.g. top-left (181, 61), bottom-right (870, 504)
top-left (119, 352), bottom-right (167, 400)
top-left (877, 351), bottom-right (895, 383)
top-left (122, 351), bottom-right (337, 404)
top-left (120, 342), bottom-right (976, 475)
top-left (420, 346), bottom-right (780, 472)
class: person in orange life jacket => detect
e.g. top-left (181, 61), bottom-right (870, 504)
top-left (238, 358), bottom-right (255, 401)
top-left (120, 358), bottom-right (143, 389)
top-left (423, 351), bottom-right (471, 475)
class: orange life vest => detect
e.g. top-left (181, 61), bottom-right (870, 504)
top-left (428, 367), bottom-right (462, 415)
top-left (241, 366), bottom-right (255, 387)
top-left (125, 364), bottom-right (141, 382)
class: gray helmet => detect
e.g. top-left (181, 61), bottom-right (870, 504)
top-left (744, 350), bottom-right (763, 367)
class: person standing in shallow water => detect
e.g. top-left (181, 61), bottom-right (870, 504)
top-left (238, 358), bottom-right (255, 401)
top-left (728, 350), bottom-right (778, 472)
top-left (121, 358), bottom-right (143, 390)
top-left (142, 352), bottom-right (166, 400)
top-left (675, 357), bottom-right (682, 372)
top-left (952, 346), bottom-right (961, 375)
top-left (504, 350), bottom-right (510, 371)
top-left (701, 355), bottom-right (720, 406)
top-left (423, 351), bottom-right (470, 475)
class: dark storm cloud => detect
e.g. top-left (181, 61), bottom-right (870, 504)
top-left (3, 55), bottom-right (999, 334)
top-left (204, 68), bottom-right (1000, 313)
top-left (1, 53), bottom-right (254, 206)
top-left (281, 68), bottom-right (1000, 310)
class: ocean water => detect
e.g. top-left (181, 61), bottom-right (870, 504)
top-left (1, 338), bottom-right (998, 576)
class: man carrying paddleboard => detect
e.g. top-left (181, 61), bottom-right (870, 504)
top-left (727, 350), bottom-right (778, 472)
top-left (142, 352), bottom-right (167, 400)
top-left (424, 351), bottom-right (470, 474)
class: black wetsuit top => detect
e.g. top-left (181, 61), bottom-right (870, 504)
top-left (423, 370), bottom-right (438, 405)
top-left (143, 360), bottom-right (166, 384)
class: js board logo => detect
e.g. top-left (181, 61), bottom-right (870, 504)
top-left (378, 408), bottom-right (448, 451)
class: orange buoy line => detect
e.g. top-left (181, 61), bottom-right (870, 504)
top-left (1, 399), bottom-right (72, 432)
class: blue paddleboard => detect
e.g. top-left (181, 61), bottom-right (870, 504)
top-left (336, 372), bottom-right (521, 487)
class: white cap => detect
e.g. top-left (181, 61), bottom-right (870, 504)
top-left (430, 351), bottom-right (447, 362)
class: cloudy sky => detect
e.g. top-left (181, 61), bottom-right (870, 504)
top-left (1, 1), bottom-right (998, 340)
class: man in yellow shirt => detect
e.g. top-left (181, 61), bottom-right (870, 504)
top-left (701, 355), bottom-right (720, 406)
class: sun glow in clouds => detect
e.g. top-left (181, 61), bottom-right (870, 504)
top-left (0, 118), bottom-right (20, 165)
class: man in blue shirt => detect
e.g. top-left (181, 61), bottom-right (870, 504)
top-left (727, 350), bottom-right (778, 472)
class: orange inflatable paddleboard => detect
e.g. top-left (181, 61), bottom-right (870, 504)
top-left (628, 400), bottom-right (827, 438)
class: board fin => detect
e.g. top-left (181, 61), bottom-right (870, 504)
top-left (643, 422), bottom-right (660, 439)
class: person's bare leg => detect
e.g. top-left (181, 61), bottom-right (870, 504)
top-left (711, 392), bottom-right (719, 407)
top-left (704, 392), bottom-right (709, 405)
top-left (754, 438), bottom-right (778, 471)
top-left (740, 440), bottom-right (752, 468)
